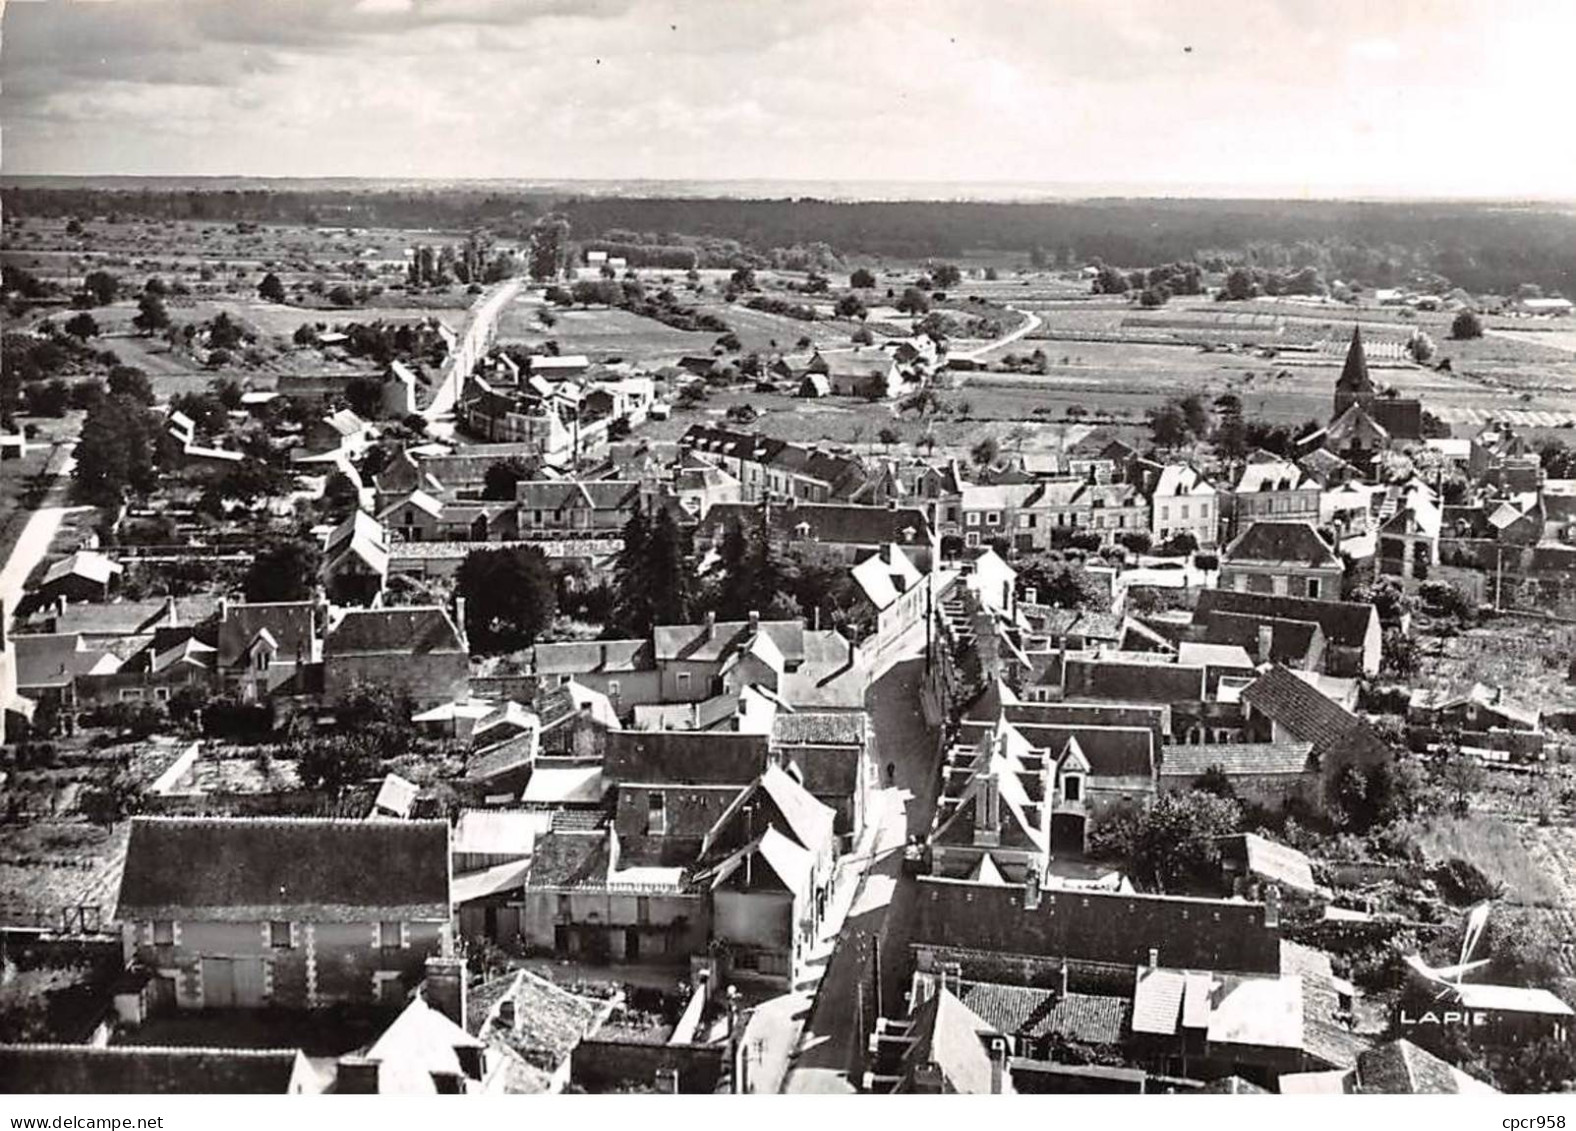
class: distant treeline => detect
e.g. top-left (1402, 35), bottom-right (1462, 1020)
top-left (4, 186), bottom-right (1574, 294)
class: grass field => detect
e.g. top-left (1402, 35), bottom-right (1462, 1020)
top-left (1414, 814), bottom-right (1565, 907)
top-left (498, 300), bottom-right (717, 359)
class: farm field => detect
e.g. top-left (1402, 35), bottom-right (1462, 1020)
top-left (0, 821), bottom-right (128, 925)
top-left (1414, 615), bottom-right (1576, 715)
top-left (691, 299), bottom-right (865, 353)
top-left (497, 300), bottom-right (716, 360)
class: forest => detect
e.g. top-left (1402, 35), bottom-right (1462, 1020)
top-left (4, 182), bottom-right (1574, 295)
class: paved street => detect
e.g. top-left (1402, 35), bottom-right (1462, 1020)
top-left (782, 652), bottom-right (941, 1093)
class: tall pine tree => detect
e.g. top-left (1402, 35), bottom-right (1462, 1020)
top-left (609, 499), bottom-right (652, 637)
top-left (715, 516), bottom-right (753, 620)
top-left (646, 506), bottom-right (693, 628)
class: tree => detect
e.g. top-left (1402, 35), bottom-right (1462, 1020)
top-left (609, 500), bottom-right (654, 636)
top-left (456, 545), bottom-right (558, 651)
top-left (107, 365), bottom-right (154, 405)
top-left (877, 426), bottom-right (900, 450)
top-left (1193, 765), bottom-right (1236, 799)
top-left (132, 293), bottom-right (170, 335)
top-left (343, 375), bottom-right (382, 419)
top-left (1015, 556), bottom-right (1109, 610)
top-left (1092, 265), bottom-right (1129, 295)
top-left (1177, 393), bottom-right (1210, 439)
top-left (327, 284), bottom-right (356, 307)
top-left (244, 538), bottom-right (320, 603)
top-left (850, 267), bottom-right (877, 289)
top-left (835, 294), bottom-right (867, 320)
top-left (1406, 330), bottom-right (1436, 363)
top-left (528, 214), bottom-right (571, 281)
top-left (1224, 267), bottom-right (1256, 301)
top-left (1437, 740), bottom-right (1485, 816)
top-left (1451, 309), bottom-right (1485, 340)
top-left (81, 765), bottom-right (144, 827)
top-left (1381, 626), bottom-right (1419, 677)
top-left (931, 264), bottom-right (963, 289)
top-left (294, 734), bottom-right (380, 794)
top-left (1131, 790), bottom-right (1243, 891)
top-left (970, 436), bottom-right (1000, 471)
top-left (644, 507), bottom-right (694, 628)
top-left (1146, 402), bottom-right (1188, 448)
top-left (258, 272), bottom-right (287, 303)
top-left (1139, 286), bottom-right (1170, 308)
top-left (729, 266), bottom-right (758, 292)
top-left (63, 312), bottom-right (99, 340)
top-left (73, 394), bottom-right (158, 504)
top-left (207, 311), bottom-right (245, 351)
top-left (481, 455), bottom-right (540, 501)
top-left (896, 287), bottom-right (931, 315)
top-left (82, 270), bottom-right (119, 306)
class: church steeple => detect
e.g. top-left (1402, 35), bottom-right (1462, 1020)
top-left (1334, 325), bottom-right (1374, 418)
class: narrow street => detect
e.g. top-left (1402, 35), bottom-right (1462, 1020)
top-left (782, 652), bottom-right (941, 1093)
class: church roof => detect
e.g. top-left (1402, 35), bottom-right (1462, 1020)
top-left (1336, 326), bottom-right (1373, 394)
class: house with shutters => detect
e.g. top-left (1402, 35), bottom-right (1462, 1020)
top-left (113, 817), bottom-right (453, 1011)
top-left (1219, 522), bottom-right (1345, 601)
top-left (1148, 464), bottom-right (1218, 548)
top-left (1224, 459), bottom-right (1321, 541)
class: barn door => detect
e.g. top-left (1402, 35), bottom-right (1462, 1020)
top-left (233, 958), bottom-right (266, 1007)
top-left (202, 958), bottom-right (236, 1008)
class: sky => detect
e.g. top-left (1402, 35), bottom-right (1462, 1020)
top-left (4, 0), bottom-right (1575, 198)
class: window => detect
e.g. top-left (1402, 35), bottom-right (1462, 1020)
top-left (648, 793), bottom-right (667, 836)
top-left (965, 513), bottom-right (981, 527)
top-left (1181, 504), bottom-right (1190, 521)
top-left (1159, 505), bottom-right (1169, 521)
top-left (1017, 515), bottom-right (1031, 529)
top-left (677, 671), bottom-right (691, 692)
top-left (1306, 578), bottom-right (1322, 599)
top-left (119, 688), bottom-right (144, 703)
top-left (607, 680), bottom-right (621, 700)
top-left (1064, 775), bottom-right (1083, 803)
top-left (270, 921), bottom-right (292, 948)
top-left (965, 531), bottom-right (980, 547)
top-left (153, 920), bottom-right (174, 946)
top-left (379, 921), bottom-right (402, 949)
top-left (985, 512), bottom-right (1000, 525)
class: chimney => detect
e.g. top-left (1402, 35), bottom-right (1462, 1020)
top-left (1059, 963), bottom-right (1069, 998)
top-left (219, 596), bottom-right (229, 621)
top-left (1024, 870), bottom-right (1040, 911)
top-left (748, 610), bottom-right (759, 633)
top-left (1147, 947), bottom-right (1159, 971)
top-left (335, 1056), bottom-right (380, 1094)
top-left (987, 1036), bottom-right (1009, 1095)
top-left (423, 956), bottom-right (467, 1030)
top-left (1256, 623), bottom-right (1274, 665)
top-left (454, 596), bottom-right (467, 636)
top-left (705, 610), bottom-right (717, 639)
top-left (1024, 586), bottom-right (1038, 606)
top-left (654, 1066), bottom-right (680, 1094)
top-left (1264, 885), bottom-right (1281, 929)
top-left (498, 998), bottom-right (516, 1030)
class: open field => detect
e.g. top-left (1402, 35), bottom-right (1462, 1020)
top-left (1414, 615), bottom-right (1576, 715)
top-left (1414, 814), bottom-right (1565, 907)
top-left (0, 821), bottom-right (128, 922)
top-left (691, 299), bottom-right (865, 353)
top-left (498, 300), bottom-right (716, 359)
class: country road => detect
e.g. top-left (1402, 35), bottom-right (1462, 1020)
top-left (0, 444), bottom-right (80, 628)
top-left (956, 305), bottom-right (1042, 362)
top-left (422, 277), bottom-right (524, 420)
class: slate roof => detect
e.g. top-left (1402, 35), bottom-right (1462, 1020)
top-left (1224, 522), bottom-right (1340, 567)
top-left (521, 764), bottom-right (608, 805)
top-left (895, 989), bottom-right (1001, 1095)
top-left (1240, 665), bottom-right (1389, 762)
top-left (652, 618), bottom-right (805, 665)
top-left (372, 773), bottom-right (420, 819)
top-left (704, 763), bottom-right (835, 856)
top-left (115, 817), bottom-right (451, 922)
top-left (0, 1045), bottom-right (311, 1094)
top-left (48, 596), bottom-right (221, 639)
top-left (466, 730), bottom-right (538, 784)
top-left (1160, 742), bottom-right (1315, 779)
top-left (42, 550), bottom-right (122, 588)
top-left (326, 605), bottom-right (465, 657)
top-left (1336, 326), bottom-right (1373, 394)
top-left (1202, 611), bottom-right (1324, 666)
top-left (531, 638), bottom-right (653, 675)
top-left (1194, 589), bottom-right (1376, 650)
top-left (851, 545), bottom-right (923, 610)
top-left (13, 633), bottom-right (118, 688)
top-left (604, 730), bottom-right (769, 785)
top-left (515, 480), bottom-right (642, 512)
top-left (956, 719), bottom-right (1155, 781)
top-left (1061, 655), bottom-right (1206, 704)
top-left (1234, 460), bottom-right (1312, 495)
top-left (469, 970), bottom-right (605, 1092)
top-left (216, 601), bottom-right (318, 669)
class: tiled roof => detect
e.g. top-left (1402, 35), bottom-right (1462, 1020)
top-left (515, 480), bottom-right (641, 512)
top-left (770, 711), bottom-right (868, 747)
top-left (13, 633), bottom-right (117, 688)
top-left (115, 817), bottom-right (450, 922)
top-left (0, 1045), bottom-right (310, 1094)
top-left (1234, 459), bottom-right (1311, 495)
top-left (1062, 655), bottom-right (1206, 704)
top-left (896, 990), bottom-right (1000, 1095)
top-left (956, 982), bottom-right (1127, 1045)
top-left (1224, 522), bottom-right (1340, 567)
top-left (1201, 611), bottom-right (1323, 666)
top-left (524, 829), bottom-right (610, 888)
top-left (1161, 742), bottom-right (1315, 778)
top-left (1194, 589), bottom-right (1376, 650)
top-left (1240, 665), bottom-right (1379, 756)
top-left (1356, 1040), bottom-right (1497, 1094)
